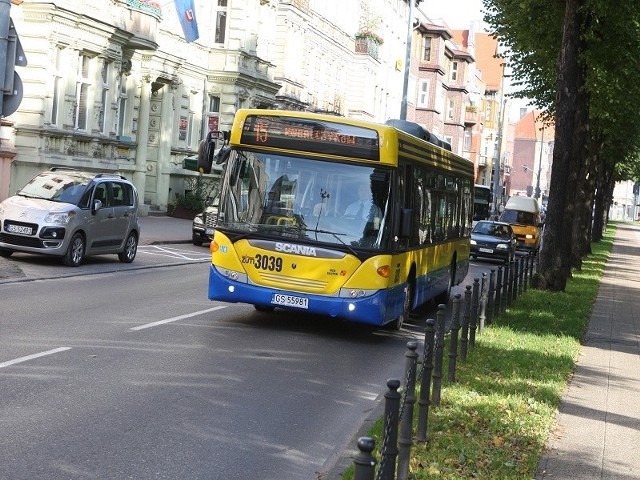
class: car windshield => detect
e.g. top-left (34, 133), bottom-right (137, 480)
top-left (216, 149), bottom-right (393, 250)
top-left (474, 222), bottom-right (511, 238)
top-left (18, 171), bottom-right (93, 205)
top-left (501, 209), bottom-right (536, 225)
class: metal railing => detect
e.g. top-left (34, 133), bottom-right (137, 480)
top-left (352, 251), bottom-right (537, 480)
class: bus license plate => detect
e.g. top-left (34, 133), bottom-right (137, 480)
top-left (272, 294), bottom-right (308, 309)
top-left (7, 224), bottom-right (33, 235)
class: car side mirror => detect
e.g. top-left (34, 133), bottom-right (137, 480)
top-left (93, 199), bottom-right (102, 214)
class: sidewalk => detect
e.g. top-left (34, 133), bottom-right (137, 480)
top-left (0, 215), bottom-right (192, 281)
top-left (536, 222), bottom-right (640, 479)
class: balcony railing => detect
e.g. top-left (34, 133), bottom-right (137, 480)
top-left (355, 37), bottom-right (379, 60)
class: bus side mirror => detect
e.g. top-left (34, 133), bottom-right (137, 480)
top-left (399, 208), bottom-right (412, 238)
top-left (215, 146), bottom-right (231, 165)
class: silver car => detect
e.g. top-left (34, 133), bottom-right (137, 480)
top-left (0, 167), bottom-right (140, 266)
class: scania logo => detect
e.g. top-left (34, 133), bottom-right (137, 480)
top-left (274, 242), bottom-right (317, 257)
top-left (19, 210), bottom-right (28, 219)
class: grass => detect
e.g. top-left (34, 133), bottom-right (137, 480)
top-left (343, 224), bottom-right (616, 479)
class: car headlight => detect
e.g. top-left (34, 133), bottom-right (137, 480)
top-left (44, 211), bottom-right (75, 224)
top-left (470, 239), bottom-right (477, 245)
top-left (193, 215), bottom-right (204, 226)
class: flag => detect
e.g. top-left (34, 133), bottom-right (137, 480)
top-left (174, 0), bottom-right (199, 43)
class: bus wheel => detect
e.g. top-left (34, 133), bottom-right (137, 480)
top-left (435, 261), bottom-right (454, 305)
top-left (254, 305), bottom-right (275, 312)
top-left (388, 283), bottom-right (412, 330)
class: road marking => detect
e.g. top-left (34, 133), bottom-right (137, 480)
top-left (0, 347), bottom-right (71, 369)
top-left (137, 245), bottom-right (210, 261)
top-left (131, 306), bottom-right (228, 331)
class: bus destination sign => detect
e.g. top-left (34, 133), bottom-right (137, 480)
top-left (240, 115), bottom-right (380, 160)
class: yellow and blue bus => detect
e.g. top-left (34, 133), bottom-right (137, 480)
top-left (207, 109), bottom-right (473, 328)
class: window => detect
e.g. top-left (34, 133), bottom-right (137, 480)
top-left (209, 95), bottom-right (220, 112)
top-left (417, 80), bottom-right (429, 107)
top-left (116, 74), bottom-right (127, 137)
top-left (450, 61), bottom-right (458, 82)
top-left (447, 98), bottom-right (455, 120)
top-left (422, 36), bottom-right (432, 62)
top-left (215, 0), bottom-right (228, 44)
top-left (51, 46), bottom-right (65, 126)
top-left (74, 54), bottom-right (91, 130)
top-left (99, 60), bottom-right (110, 134)
top-left (463, 127), bottom-right (472, 151)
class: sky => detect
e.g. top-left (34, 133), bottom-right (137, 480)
top-left (423, 0), bottom-right (487, 30)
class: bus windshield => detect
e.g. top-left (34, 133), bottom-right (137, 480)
top-left (217, 149), bottom-right (393, 250)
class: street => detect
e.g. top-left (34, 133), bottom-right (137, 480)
top-left (0, 245), bottom-right (493, 479)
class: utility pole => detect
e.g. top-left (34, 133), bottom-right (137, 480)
top-left (535, 121), bottom-right (545, 201)
top-left (399, 0), bottom-right (417, 120)
top-left (492, 65), bottom-right (509, 218)
top-left (0, 0), bottom-right (12, 118)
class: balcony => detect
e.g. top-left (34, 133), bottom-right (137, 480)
top-left (113, 0), bottom-right (162, 50)
top-left (355, 37), bottom-right (380, 61)
top-left (464, 107), bottom-right (482, 125)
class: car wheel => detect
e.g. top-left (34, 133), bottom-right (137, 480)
top-left (63, 232), bottom-right (85, 267)
top-left (118, 232), bottom-right (138, 263)
top-left (254, 305), bottom-right (275, 312)
top-left (192, 233), bottom-right (204, 247)
top-left (0, 248), bottom-right (13, 258)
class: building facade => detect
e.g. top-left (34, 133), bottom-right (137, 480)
top-left (2, 0), bottom-right (503, 215)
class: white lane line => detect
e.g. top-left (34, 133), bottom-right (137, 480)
top-left (0, 347), bottom-right (71, 369)
top-left (131, 306), bottom-right (228, 331)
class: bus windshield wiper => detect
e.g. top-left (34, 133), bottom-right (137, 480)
top-left (304, 228), bottom-right (360, 258)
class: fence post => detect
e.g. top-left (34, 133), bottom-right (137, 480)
top-left (522, 254), bottom-right (530, 292)
top-left (470, 278), bottom-right (479, 347)
top-left (397, 341), bottom-right (418, 480)
top-left (529, 250), bottom-right (536, 280)
top-left (430, 304), bottom-right (447, 407)
top-left (378, 379), bottom-right (401, 480)
top-left (486, 269), bottom-right (496, 325)
top-left (353, 437), bottom-right (376, 480)
top-left (495, 266), bottom-right (503, 317)
top-left (512, 258), bottom-right (519, 302)
top-left (519, 256), bottom-right (525, 295)
top-left (416, 319), bottom-right (435, 443)
top-left (505, 260), bottom-right (513, 308)
top-left (460, 285), bottom-right (472, 361)
top-left (478, 272), bottom-right (487, 333)
top-left (447, 294), bottom-right (461, 383)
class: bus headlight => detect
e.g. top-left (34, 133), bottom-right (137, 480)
top-left (525, 234), bottom-right (534, 239)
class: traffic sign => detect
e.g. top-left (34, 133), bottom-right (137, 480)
top-left (2, 70), bottom-right (22, 116)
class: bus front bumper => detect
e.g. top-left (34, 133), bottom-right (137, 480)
top-left (207, 265), bottom-right (404, 327)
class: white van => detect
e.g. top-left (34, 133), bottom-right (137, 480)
top-left (499, 196), bottom-right (542, 252)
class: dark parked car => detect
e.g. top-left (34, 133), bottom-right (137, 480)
top-left (192, 201), bottom-right (218, 246)
top-left (470, 220), bottom-right (516, 264)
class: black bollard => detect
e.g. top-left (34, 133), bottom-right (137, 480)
top-left (486, 269), bottom-right (496, 325)
top-left (505, 259), bottom-right (513, 308)
top-left (495, 266), bottom-right (503, 317)
top-left (353, 437), bottom-right (376, 480)
top-left (519, 256), bottom-right (525, 295)
top-left (447, 295), bottom-right (461, 383)
top-left (523, 254), bottom-right (530, 292)
top-left (397, 342), bottom-right (418, 480)
top-left (430, 304), bottom-right (447, 407)
top-left (470, 278), bottom-right (479, 347)
top-left (460, 285), bottom-right (472, 361)
top-left (478, 273), bottom-right (487, 333)
top-left (378, 379), bottom-right (401, 480)
top-left (416, 319), bottom-right (435, 443)
top-left (512, 258), bottom-right (519, 302)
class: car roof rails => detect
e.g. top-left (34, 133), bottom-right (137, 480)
top-left (49, 166), bottom-right (77, 171)
top-left (94, 173), bottom-right (128, 180)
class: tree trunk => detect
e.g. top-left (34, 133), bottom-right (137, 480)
top-left (536, 0), bottom-right (586, 291)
